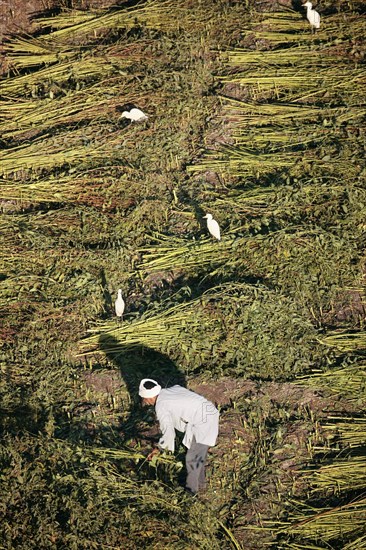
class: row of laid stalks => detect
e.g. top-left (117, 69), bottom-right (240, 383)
top-left (297, 362), bottom-right (366, 397)
top-left (4, 34), bottom-right (153, 82)
top-left (276, 353), bottom-right (366, 546)
top-left (0, 133), bottom-right (122, 176)
top-left (1, 78), bottom-right (143, 140)
top-left (219, 66), bottom-right (365, 95)
top-left (208, 7), bottom-right (366, 550)
top-left (78, 282), bottom-right (255, 354)
top-left (189, 8), bottom-right (365, 179)
top-left (224, 44), bottom-right (345, 67)
top-left (1, 56), bottom-right (130, 97)
top-left (1, 98), bottom-right (118, 140)
top-left (3, 2), bottom-right (196, 69)
top-left (3, 35), bottom-right (77, 69)
top-left (138, 227), bottom-right (359, 288)
top-left (318, 331), bottom-right (366, 353)
top-left (306, 456), bottom-right (366, 494)
top-left (281, 497), bottom-right (366, 541)
top-left (0, 174), bottom-right (129, 205)
top-left (251, 10), bottom-right (366, 45)
top-left (322, 417), bottom-right (366, 448)
top-left (220, 96), bottom-right (366, 127)
top-left (188, 142), bottom-right (364, 178)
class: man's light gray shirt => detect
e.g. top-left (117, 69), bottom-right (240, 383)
top-left (155, 385), bottom-right (219, 452)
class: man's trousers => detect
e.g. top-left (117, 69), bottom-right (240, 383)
top-left (185, 438), bottom-right (209, 494)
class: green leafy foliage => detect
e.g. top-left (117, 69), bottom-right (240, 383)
top-left (1, 0), bottom-right (365, 548)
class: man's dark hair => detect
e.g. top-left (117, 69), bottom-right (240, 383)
top-left (144, 380), bottom-right (158, 390)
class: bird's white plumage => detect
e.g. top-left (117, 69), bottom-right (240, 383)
top-left (203, 213), bottom-right (221, 241)
top-left (120, 108), bottom-right (148, 122)
top-left (303, 1), bottom-right (320, 30)
top-left (115, 289), bottom-right (125, 319)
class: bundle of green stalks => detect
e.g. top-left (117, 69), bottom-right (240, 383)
top-left (220, 97), bottom-right (366, 127)
top-left (1, 57), bottom-right (127, 97)
top-left (318, 331), bottom-right (366, 353)
top-left (0, 127), bottom-right (125, 175)
top-left (251, 11), bottom-right (366, 45)
top-left (1, 0), bottom-right (365, 548)
top-left (35, 9), bottom-right (98, 30)
top-left (296, 363), bottom-right (366, 400)
top-left (223, 46), bottom-right (342, 67)
top-left (79, 282), bottom-right (252, 353)
top-left (219, 66), bottom-right (365, 94)
top-left (139, 235), bottom-right (232, 274)
top-left (307, 456), bottom-right (366, 495)
top-left (322, 417), bottom-right (366, 448)
top-left (0, 174), bottom-right (128, 205)
top-left (78, 280), bottom-right (322, 379)
top-left (3, 0), bottom-right (200, 66)
top-left (283, 497), bottom-right (366, 541)
top-left (342, 534), bottom-right (366, 550)
top-left (1, 78), bottom-right (142, 134)
top-left (231, 127), bottom-right (324, 149)
top-left (3, 36), bottom-right (78, 69)
top-left (89, 445), bottom-right (179, 466)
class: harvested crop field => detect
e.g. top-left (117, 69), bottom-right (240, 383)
top-left (1, 0), bottom-right (365, 548)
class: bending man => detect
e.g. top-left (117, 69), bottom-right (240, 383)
top-left (139, 378), bottom-right (219, 495)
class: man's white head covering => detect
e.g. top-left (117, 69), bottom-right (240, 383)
top-left (139, 378), bottom-right (161, 398)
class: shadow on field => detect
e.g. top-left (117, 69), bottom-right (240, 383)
top-left (99, 334), bottom-right (186, 439)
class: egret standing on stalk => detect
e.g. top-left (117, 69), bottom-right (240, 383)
top-left (120, 107), bottom-right (148, 122)
top-left (115, 289), bottom-right (125, 321)
top-left (203, 213), bottom-right (221, 241)
top-left (303, 1), bottom-right (320, 31)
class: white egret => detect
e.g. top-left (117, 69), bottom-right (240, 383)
top-left (120, 108), bottom-right (148, 122)
top-left (115, 289), bottom-right (125, 321)
top-left (203, 213), bottom-right (221, 241)
top-left (303, 1), bottom-right (320, 31)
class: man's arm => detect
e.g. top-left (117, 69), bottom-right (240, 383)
top-left (156, 406), bottom-right (176, 452)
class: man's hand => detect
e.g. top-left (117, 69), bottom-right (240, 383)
top-left (147, 447), bottom-right (160, 461)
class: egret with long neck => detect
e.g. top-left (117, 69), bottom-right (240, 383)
top-left (303, 1), bottom-right (320, 31)
top-left (115, 289), bottom-right (125, 321)
top-left (203, 213), bottom-right (221, 241)
top-left (120, 108), bottom-right (148, 122)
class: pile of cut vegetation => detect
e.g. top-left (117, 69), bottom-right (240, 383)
top-left (1, 1), bottom-right (365, 548)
